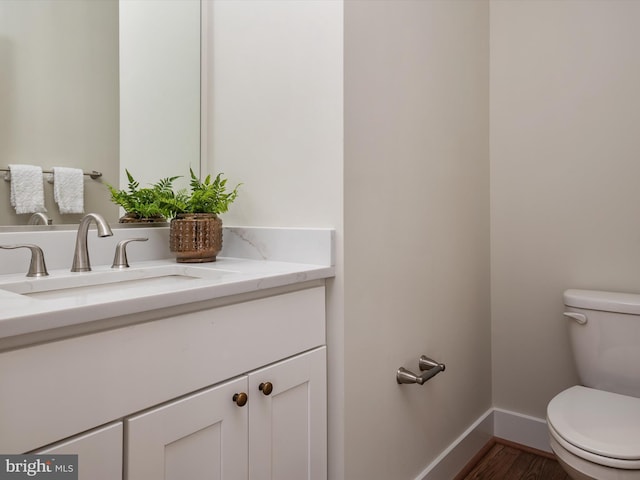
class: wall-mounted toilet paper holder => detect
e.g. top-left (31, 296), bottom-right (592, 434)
top-left (396, 355), bottom-right (445, 385)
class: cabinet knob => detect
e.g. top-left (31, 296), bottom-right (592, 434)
top-left (233, 392), bottom-right (248, 407)
top-left (259, 382), bottom-right (273, 396)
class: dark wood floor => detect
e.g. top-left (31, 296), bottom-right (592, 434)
top-left (459, 441), bottom-right (570, 480)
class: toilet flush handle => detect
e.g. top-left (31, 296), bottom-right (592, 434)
top-left (563, 312), bottom-right (587, 325)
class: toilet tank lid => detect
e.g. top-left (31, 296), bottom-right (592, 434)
top-left (564, 289), bottom-right (640, 314)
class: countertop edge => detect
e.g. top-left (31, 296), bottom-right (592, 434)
top-left (0, 259), bottom-right (335, 343)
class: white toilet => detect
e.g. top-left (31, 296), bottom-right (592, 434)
top-left (547, 289), bottom-right (640, 480)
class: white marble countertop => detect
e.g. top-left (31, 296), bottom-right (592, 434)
top-left (0, 257), bottom-right (334, 340)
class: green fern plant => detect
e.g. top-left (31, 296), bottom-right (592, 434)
top-left (106, 170), bottom-right (181, 220)
top-left (164, 168), bottom-right (241, 216)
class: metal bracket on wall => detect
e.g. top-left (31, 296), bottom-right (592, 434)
top-left (396, 355), bottom-right (445, 385)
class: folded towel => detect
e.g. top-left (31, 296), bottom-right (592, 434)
top-left (8, 164), bottom-right (46, 214)
top-left (53, 167), bottom-right (84, 214)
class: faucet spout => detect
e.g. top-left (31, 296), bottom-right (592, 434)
top-left (71, 213), bottom-right (113, 272)
top-left (28, 212), bottom-right (52, 225)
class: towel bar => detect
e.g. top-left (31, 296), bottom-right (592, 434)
top-left (2, 169), bottom-right (102, 182)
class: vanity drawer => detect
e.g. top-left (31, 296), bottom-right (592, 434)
top-left (0, 285), bottom-right (325, 453)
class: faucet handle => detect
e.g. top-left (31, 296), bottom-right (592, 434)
top-left (0, 244), bottom-right (49, 277)
top-left (111, 238), bottom-right (148, 269)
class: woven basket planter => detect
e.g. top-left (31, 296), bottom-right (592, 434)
top-left (169, 213), bottom-right (222, 263)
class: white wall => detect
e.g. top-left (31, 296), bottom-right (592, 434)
top-left (205, 0), bottom-right (343, 228)
top-left (491, 0), bottom-right (640, 418)
top-left (344, 2), bottom-right (490, 479)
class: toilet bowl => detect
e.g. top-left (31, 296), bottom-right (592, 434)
top-left (547, 386), bottom-right (640, 479)
top-left (548, 290), bottom-right (640, 480)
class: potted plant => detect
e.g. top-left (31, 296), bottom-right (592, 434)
top-left (162, 169), bottom-right (241, 263)
top-left (106, 170), bottom-right (178, 223)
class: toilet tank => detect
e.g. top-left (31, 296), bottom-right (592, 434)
top-left (564, 289), bottom-right (640, 398)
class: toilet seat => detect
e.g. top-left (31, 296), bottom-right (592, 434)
top-left (547, 386), bottom-right (640, 469)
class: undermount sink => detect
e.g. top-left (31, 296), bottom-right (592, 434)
top-left (0, 265), bottom-right (239, 300)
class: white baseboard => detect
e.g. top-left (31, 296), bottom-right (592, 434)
top-left (415, 408), bottom-right (550, 480)
top-left (493, 408), bottom-right (552, 453)
top-left (416, 409), bottom-right (493, 480)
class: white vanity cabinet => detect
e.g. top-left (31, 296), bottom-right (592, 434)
top-left (127, 377), bottom-right (249, 479)
top-left (248, 347), bottom-right (327, 480)
top-left (127, 347), bottom-right (326, 480)
top-left (0, 284), bottom-right (327, 480)
top-left (32, 422), bottom-right (123, 480)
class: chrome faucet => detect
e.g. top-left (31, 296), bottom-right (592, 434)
top-left (28, 212), bottom-right (52, 225)
top-left (71, 213), bottom-right (113, 272)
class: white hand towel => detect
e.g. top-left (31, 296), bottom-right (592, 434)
top-left (53, 167), bottom-right (84, 214)
top-left (8, 164), bottom-right (46, 214)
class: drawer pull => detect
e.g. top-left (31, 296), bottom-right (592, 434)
top-left (259, 382), bottom-right (273, 395)
top-left (233, 392), bottom-right (248, 407)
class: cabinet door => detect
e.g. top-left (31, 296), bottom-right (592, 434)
top-left (126, 377), bottom-right (248, 480)
top-left (33, 422), bottom-right (123, 480)
top-left (248, 347), bottom-right (327, 480)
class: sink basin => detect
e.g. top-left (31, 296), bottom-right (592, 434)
top-left (0, 265), bottom-right (238, 300)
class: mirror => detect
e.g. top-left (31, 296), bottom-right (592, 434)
top-left (0, 0), bottom-right (201, 227)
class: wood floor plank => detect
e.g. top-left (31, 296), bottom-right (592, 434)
top-left (520, 454), bottom-right (553, 480)
top-left (463, 444), bottom-right (520, 479)
top-left (538, 457), bottom-right (571, 480)
top-left (504, 450), bottom-right (537, 478)
top-left (461, 441), bottom-right (570, 480)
